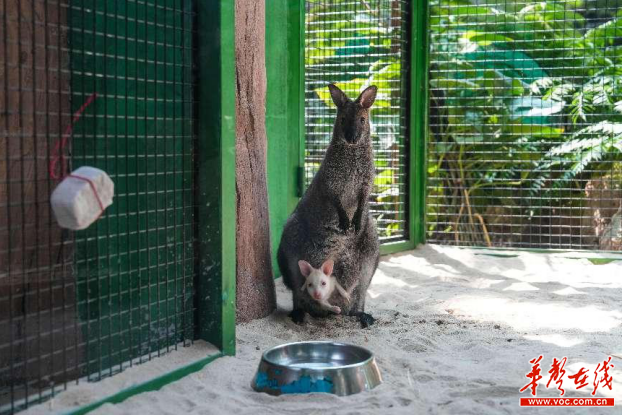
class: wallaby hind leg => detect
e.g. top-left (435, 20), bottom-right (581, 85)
top-left (289, 290), bottom-right (306, 324)
top-left (353, 291), bottom-right (375, 328)
top-left (347, 283), bottom-right (375, 328)
top-left (289, 309), bottom-right (306, 324)
top-left (357, 312), bottom-right (375, 328)
top-left (351, 240), bottom-right (379, 328)
top-left (278, 245), bottom-right (307, 324)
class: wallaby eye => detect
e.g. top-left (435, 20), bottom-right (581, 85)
top-left (360, 117), bottom-right (365, 124)
top-left (321, 281), bottom-right (326, 286)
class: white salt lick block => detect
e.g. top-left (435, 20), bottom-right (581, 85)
top-left (51, 166), bottom-right (114, 230)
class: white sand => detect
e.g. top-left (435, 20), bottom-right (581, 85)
top-left (27, 246), bottom-right (622, 414)
top-left (22, 343), bottom-right (219, 414)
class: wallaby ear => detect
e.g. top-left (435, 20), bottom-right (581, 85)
top-left (321, 259), bottom-right (334, 276)
top-left (355, 85), bottom-right (377, 109)
top-left (298, 260), bottom-right (313, 277)
top-left (328, 83), bottom-right (348, 108)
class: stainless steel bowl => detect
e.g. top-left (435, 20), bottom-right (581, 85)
top-left (251, 341), bottom-right (382, 396)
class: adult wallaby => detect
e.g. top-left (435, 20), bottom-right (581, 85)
top-left (277, 84), bottom-right (380, 328)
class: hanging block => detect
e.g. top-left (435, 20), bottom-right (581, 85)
top-left (51, 166), bottom-right (114, 230)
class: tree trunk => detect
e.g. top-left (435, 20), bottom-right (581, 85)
top-left (234, 0), bottom-right (276, 322)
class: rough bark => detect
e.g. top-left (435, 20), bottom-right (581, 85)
top-left (234, 0), bottom-right (276, 322)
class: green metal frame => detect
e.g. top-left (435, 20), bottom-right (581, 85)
top-left (59, 2), bottom-right (236, 414)
top-left (195, 0), bottom-right (236, 355)
top-left (376, 0), bottom-right (430, 256)
top-left (378, 0), bottom-right (430, 255)
top-left (68, 0), bottom-right (203, 379)
top-left (410, 0), bottom-right (431, 248)
top-left (266, 0), bottom-right (305, 276)
top-left (464, 245), bottom-right (622, 257)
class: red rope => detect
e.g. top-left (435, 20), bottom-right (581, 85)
top-left (49, 93), bottom-right (98, 180)
top-left (68, 173), bottom-right (106, 218)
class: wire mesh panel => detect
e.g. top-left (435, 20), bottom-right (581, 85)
top-left (304, 0), bottom-right (411, 243)
top-left (428, 0), bottom-right (622, 250)
top-left (0, 1), bottom-right (197, 412)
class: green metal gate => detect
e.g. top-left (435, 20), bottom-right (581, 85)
top-left (0, 1), bottom-right (235, 413)
top-left (427, 0), bottom-right (622, 250)
top-left (69, 0), bottom-right (197, 379)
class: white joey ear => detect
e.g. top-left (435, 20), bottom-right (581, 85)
top-left (356, 85), bottom-right (377, 109)
top-left (298, 260), bottom-right (313, 277)
top-left (328, 83), bottom-right (349, 108)
top-left (321, 259), bottom-right (334, 276)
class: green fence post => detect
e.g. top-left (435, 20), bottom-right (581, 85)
top-left (266, 0), bottom-right (305, 277)
top-left (411, 0), bottom-right (430, 246)
top-left (195, 0), bottom-right (236, 355)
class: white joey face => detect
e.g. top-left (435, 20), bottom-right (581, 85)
top-left (298, 259), bottom-right (335, 302)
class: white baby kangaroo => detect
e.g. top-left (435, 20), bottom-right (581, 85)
top-left (298, 259), bottom-right (352, 314)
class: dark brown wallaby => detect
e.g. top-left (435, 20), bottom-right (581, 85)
top-left (277, 84), bottom-right (380, 328)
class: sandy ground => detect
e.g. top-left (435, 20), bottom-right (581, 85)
top-left (26, 245), bottom-right (622, 415)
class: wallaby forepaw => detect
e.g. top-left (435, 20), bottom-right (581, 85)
top-left (289, 309), bottom-right (306, 324)
top-left (359, 312), bottom-right (375, 328)
top-left (343, 292), bottom-right (351, 303)
top-left (331, 306), bottom-right (342, 315)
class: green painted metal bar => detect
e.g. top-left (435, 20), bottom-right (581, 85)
top-left (195, 0), bottom-right (236, 355)
top-left (411, 0), bottom-right (430, 246)
top-left (380, 241), bottom-right (415, 256)
top-left (63, 352), bottom-right (223, 415)
top-left (266, 0), bottom-right (305, 278)
top-left (459, 245), bottom-right (622, 258)
top-left (296, 0), bottom-right (306, 201)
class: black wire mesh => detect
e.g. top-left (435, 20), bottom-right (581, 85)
top-left (304, 0), bottom-right (411, 243)
top-left (0, 1), bottom-right (197, 412)
top-left (428, 0), bottom-right (622, 250)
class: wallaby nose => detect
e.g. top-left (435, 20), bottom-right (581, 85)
top-left (345, 126), bottom-right (357, 144)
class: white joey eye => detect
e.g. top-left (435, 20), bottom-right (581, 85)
top-left (321, 281), bottom-right (326, 286)
top-left (308, 283), bottom-right (312, 288)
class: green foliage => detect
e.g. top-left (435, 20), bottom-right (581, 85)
top-left (427, 0), bottom-right (622, 245)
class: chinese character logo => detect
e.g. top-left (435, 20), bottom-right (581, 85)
top-left (520, 355), bottom-right (615, 397)
top-left (520, 355), bottom-right (543, 396)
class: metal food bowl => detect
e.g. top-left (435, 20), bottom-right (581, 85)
top-left (251, 341), bottom-right (382, 396)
